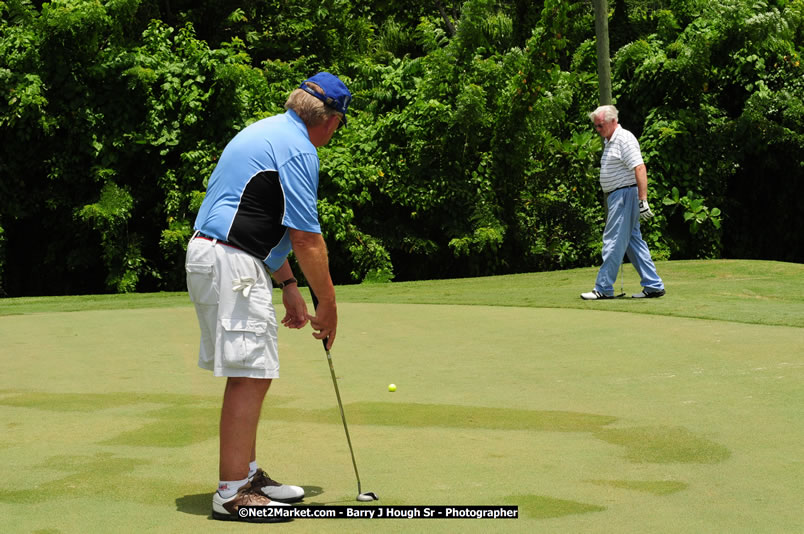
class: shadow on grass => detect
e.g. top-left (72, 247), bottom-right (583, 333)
top-left (175, 492), bottom-right (213, 516)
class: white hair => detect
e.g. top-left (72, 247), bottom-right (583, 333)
top-left (285, 82), bottom-right (341, 127)
top-left (589, 105), bottom-right (618, 123)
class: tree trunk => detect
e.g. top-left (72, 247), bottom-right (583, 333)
top-left (593, 0), bottom-right (612, 105)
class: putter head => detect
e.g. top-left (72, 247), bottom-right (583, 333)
top-left (357, 492), bottom-right (379, 502)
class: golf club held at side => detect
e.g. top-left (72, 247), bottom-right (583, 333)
top-left (309, 288), bottom-right (378, 502)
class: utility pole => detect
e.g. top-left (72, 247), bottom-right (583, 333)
top-left (593, 0), bottom-right (612, 105)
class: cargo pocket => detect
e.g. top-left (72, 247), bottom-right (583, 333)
top-left (186, 262), bottom-right (218, 305)
top-left (219, 317), bottom-right (272, 369)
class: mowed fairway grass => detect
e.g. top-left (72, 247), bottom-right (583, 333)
top-left (0, 259), bottom-right (802, 534)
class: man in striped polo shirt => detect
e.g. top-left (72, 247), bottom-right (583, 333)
top-left (581, 105), bottom-right (665, 300)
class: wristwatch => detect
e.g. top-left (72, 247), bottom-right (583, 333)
top-left (277, 277), bottom-right (297, 290)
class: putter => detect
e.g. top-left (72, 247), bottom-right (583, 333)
top-left (309, 288), bottom-right (379, 503)
top-left (616, 261), bottom-right (626, 298)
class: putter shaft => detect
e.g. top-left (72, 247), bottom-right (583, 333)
top-left (309, 288), bottom-right (364, 497)
top-left (325, 348), bottom-right (363, 494)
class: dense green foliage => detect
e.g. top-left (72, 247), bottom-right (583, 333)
top-left (1, 0), bottom-right (802, 296)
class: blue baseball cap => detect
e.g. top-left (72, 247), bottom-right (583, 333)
top-left (299, 72), bottom-right (352, 125)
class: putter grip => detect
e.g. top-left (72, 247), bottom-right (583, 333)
top-left (308, 288), bottom-right (329, 349)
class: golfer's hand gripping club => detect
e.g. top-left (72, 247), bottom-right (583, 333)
top-left (309, 290), bottom-right (329, 351)
top-left (308, 287), bottom-right (336, 350)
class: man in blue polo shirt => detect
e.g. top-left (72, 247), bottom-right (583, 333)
top-left (185, 72), bottom-right (350, 522)
top-left (581, 105), bottom-right (665, 300)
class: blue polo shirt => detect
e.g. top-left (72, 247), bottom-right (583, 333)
top-left (194, 110), bottom-right (321, 271)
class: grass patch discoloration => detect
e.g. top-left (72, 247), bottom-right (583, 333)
top-left (594, 426), bottom-right (731, 464)
top-left (506, 494), bottom-right (606, 518)
top-left (0, 391), bottom-right (219, 412)
top-left (101, 405), bottom-right (220, 447)
top-left (0, 452), bottom-right (209, 506)
top-left (337, 402), bottom-right (619, 432)
top-left (587, 479), bottom-right (689, 495)
top-left (2, 391), bottom-right (730, 468)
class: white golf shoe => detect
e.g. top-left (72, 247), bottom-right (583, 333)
top-left (250, 468), bottom-right (305, 503)
top-left (580, 290), bottom-right (615, 300)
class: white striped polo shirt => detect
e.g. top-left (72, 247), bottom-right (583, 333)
top-left (599, 125), bottom-right (643, 193)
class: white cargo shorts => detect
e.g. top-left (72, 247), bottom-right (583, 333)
top-left (185, 234), bottom-right (279, 378)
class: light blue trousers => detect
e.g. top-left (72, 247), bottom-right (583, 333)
top-left (594, 186), bottom-right (664, 296)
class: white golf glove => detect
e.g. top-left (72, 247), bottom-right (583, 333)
top-left (639, 199), bottom-right (654, 220)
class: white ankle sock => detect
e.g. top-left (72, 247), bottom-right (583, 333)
top-left (217, 477), bottom-right (248, 499)
top-left (248, 461), bottom-right (259, 479)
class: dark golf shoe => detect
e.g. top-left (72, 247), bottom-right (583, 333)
top-left (632, 289), bottom-right (666, 298)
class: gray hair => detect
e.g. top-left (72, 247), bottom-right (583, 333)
top-left (589, 105), bottom-right (618, 123)
top-left (284, 82), bottom-right (342, 127)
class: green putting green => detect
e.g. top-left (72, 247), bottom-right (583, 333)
top-left (0, 260), bottom-right (802, 533)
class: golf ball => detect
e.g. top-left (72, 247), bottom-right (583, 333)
top-left (388, 384), bottom-right (397, 392)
